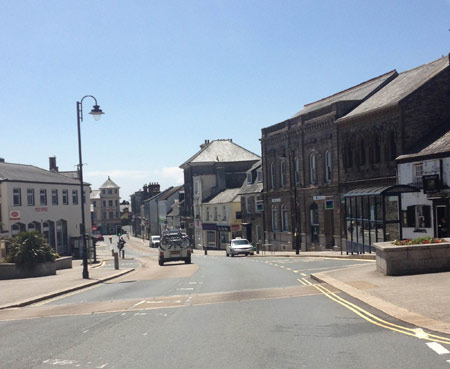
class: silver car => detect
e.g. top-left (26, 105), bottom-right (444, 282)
top-left (226, 238), bottom-right (254, 257)
top-left (150, 235), bottom-right (160, 248)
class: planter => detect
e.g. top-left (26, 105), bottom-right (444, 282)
top-left (55, 256), bottom-right (72, 270)
top-left (0, 261), bottom-right (56, 279)
top-left (374, 239), bottom-right (450, 276)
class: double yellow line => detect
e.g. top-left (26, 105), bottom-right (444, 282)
top-left (297, 277), bottom-right (450, 346)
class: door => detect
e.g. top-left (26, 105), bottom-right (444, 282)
top-left (436, 204), bottom-right (449, 238)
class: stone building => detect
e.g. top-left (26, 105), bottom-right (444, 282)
top-left (239, 160), bottom-right (264, 246)
top-left (261, 54), bottom-right (450, 251)
top-left (180, 139), bottom-right (260, 249)
top-left (130, 183), bottom-right (160, 237)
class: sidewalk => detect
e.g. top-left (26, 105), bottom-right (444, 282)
top-left (0, 243), bottom-right (134, 310)
top-left (312, 263), bottom-right (450, 335)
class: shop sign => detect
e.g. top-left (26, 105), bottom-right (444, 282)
top-left (271, 198), bottom-right (281, 203)
top-left (9, 211), bottom-right (20, 220)
top-left (313, 195), bottom-right (326, 201)
top-left (325, 200), bottom-right (334, 210)
top-left (202, 223), bottom-right (217, 231)
top-left (217, 225), bottom-right (230, 232)
top-left (35, 207), bottom-right (48, 212)
top-left (256, 200), bottom-right (264, 212)
top-left (423, 174), bottom-right (440, 194)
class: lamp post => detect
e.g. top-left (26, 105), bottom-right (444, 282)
top-left (77, 95), bottom-right (104, 279)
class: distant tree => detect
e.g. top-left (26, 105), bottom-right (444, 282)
top-left (6, 231), bottom-right (56, 266)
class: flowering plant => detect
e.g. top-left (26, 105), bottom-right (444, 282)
top-left (393, 236), bottom-right (446, 246)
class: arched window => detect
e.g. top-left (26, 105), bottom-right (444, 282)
top-left (294, 157), bottom-right (300, 185)
top-left (272, 205), bottom-right (279, 232)
top-left (325, 151), bottom-right (332, 183)
top-left (310, 203), bottom-right (319, 243)
top-left (310, 153), bottom-right (317, 184)
top-left (280, 161), bottom-right (286, 188)
top-left (270, 162), bottom-right (275, 189)
top-left (346, 144), bottom-right (353, 169)
top-left (281, 205), bottom-right (289, 232)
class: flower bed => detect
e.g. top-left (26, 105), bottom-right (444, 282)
top-left (374, 238), bottom-right (450, 276)
top-left (393, 236), bottom-right (446, 246)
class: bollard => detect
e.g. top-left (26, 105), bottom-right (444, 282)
top-left (111, 249), bottom-right (115, 256)
top-left (114, 252), bottom-right (119, 270)
top-left (121, 249), bottom-right (125, 259)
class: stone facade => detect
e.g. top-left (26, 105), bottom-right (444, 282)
top-left (261, 55), bottom-right (450, 252)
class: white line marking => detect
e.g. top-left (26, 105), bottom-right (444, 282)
top-left (177, 288), bottom-right (194, 291)
top-left (143, 332), bottom-right (148, 336)
top-left (134, 312), bottom-right (147, 316)
top-left (426, 342), bottom-right (450, 355)
top-left (286, 268), bottom-right (291, 270)
top-left (301, 273), bottom-right (307, 277)
top-left (413, 328), bottom-right (429, 339)
top-left (293, 270), bottom-right (299, 273)
top-left (83, 330), bottom-right (89, 334)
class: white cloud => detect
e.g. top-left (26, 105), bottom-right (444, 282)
top-left (85, 169), bottom-right (151, 179)
top-left (157, 167), bottom-right (184, 184)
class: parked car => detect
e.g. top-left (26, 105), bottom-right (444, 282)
top-left (226, 238), bottom-right (254, 257)
top-left (149, 235), bottom-right (161, 248)
top-left (158, 230), bottom-right (191, 266)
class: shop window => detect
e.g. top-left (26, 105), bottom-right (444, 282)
top-left (406, 205), bottom-right (431, 229)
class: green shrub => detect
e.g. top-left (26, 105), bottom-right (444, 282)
top-left (6, 231), bottom-right (56, 266)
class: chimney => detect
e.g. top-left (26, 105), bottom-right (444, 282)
top-left (200, 139), bottom-right (210, 149)
top-left (49, 156), bottom-right (58, 172)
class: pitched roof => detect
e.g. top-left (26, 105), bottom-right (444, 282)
top-left (0, 162), bottom-right (86, 185)
top-left (159, 185), bottom-right (183, 201)
top-left (341, 55), bottom-right (449, 121)
top-left (100, 176), bottom-right (120, 189)
top-left (180, 139), bottom-right (260, 168)
top-left (90, 190), bottom-right (101, 199)
top-left (291, 70), bottom-right (397, 118)
top-left (397, 128), bottom-right (450, 162)
top-left (206, 188), bottom-right (241, 204)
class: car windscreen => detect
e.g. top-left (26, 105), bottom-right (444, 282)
top-left (232, 240), bottom-right (249, 245)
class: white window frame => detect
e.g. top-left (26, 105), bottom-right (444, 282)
top-left (40, 189), bottom-right (47, 205)
top-left (413, 163), bottom-right (423, 185)
top-left (257, 170), bottom-right (263, 183)
top-left (13, 188), bottom-right (22, 206)
top-left (247, 172), bottom-right (252, 184)
top-left (72, 190), bottom-right (78, 205)
top-left (51, 189), bottom-right (58, 205)
top-left (62, 189), bottom-right (69, 205)
top-left (27, 188), bottom-right (35, 206)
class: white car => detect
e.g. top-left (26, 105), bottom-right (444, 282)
top-left (158, 230), bottom-right (191, 266)
top-left (226, 238), bottom-right (254, 257)
top-left (149, 235), bottom-right (160, 248)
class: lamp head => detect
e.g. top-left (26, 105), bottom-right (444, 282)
top-left (89, 105), bottom-right (104, 121)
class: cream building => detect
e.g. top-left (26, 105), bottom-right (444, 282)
top-left (0, 159), bottom-right (91, 256)
top-left (90, 177), bottom-right (121, 234)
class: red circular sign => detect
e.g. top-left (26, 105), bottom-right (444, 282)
top-left (11, 211), bottom-right (19, 217)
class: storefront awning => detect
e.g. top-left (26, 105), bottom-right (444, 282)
top-left (343, 184), bottom-right (419, 197)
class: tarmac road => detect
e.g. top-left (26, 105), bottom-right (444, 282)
top-left (1, 240), bottom-right (450, 368)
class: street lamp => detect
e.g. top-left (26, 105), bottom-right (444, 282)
top-left (77, 95), bottom-right (104, 279)
top-left (280, 150), bottom-right (300, 255)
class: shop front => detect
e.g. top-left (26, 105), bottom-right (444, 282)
top-left (344, 185), bottom-right (418, 254)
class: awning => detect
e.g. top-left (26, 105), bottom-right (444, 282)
top-left (343, 184), bottom-right (419, 197)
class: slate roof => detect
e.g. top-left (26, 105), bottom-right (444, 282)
top-left (0, 162), bottom-right (86, 185)
top-left (90, 190), bottom-right (101, 199)
top-left (100, 176), bottom-right (120, 189)
top-left (180, 139), bottom-right (260, 168)
top-left (239, 181), bottom-right (263, 195)
top-left (159, 185), bottom-right (183, 201)
top-left (397, 128), bottom-right (450, 162)
top-left (206, 188), bottom-right (241, 204)
top-left (291, 70), bottom-right (397, 118)
top-left (341, 55), bottom-right (449, 121)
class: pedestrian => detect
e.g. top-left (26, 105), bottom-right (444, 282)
top-left (438, 217), bottom-right (448, 237)
top-left (109, 235), bottom-right (112, 243)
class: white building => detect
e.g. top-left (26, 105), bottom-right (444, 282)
top-left (397, 129), bottom-right (450, 239)
top-left (0, 159), bottom-right (91, 256)
top-left (90, 177), bottom-right (121, 235)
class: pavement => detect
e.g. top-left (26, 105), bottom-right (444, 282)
top-left (2, 237), bottom-right (450, 337)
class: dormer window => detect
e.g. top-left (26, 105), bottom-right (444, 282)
top-left (257, 170), bottom-right (263, 183)
top-left (247, 172), bottom-right (252, 184)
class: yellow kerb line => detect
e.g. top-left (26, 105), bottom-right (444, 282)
top-left (299, 278), bottom-right (450, 345)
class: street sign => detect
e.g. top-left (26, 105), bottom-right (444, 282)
top-left (313, 195), bottom-right (326, 201)
top-left (325, 200), bottom-right (334, 210)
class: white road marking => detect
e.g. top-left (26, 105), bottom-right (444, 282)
top-left (413, 328), bottom-right (429, 339)
top-left (177, 288), bottom-right (194, 291)
top-left (286, 268), bottom-right (291, 270)
top-left (426, 342), bottom-right (450, 355)
top-left (146, 300), bottom-right (164, 304)
top-left (121, 313), bottom-right (126, 316)
top-left (301, 273), bottom-right (307, 277)
top-left (189, 282), bottom-right (197, 284)
top-left (293, 270), bottom-right (299, 273)
top-left (134, 312), bottom-right (147, 316)
top-left (143, 332), bottom-right (148, 336)
top-left (96, 364), bottom-right (108, 369)
top-left (82, 330), bottom-right (89, 334)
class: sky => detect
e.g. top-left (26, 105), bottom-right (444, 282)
top-left (1, 0), bottom-right (449, 200)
